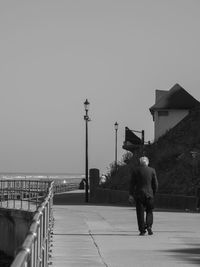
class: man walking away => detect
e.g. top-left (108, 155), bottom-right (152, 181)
top-left (129, 156), bottom-right (158, 236)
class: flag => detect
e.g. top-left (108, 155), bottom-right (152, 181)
top-left (125, 127), bottom-right (143, 145)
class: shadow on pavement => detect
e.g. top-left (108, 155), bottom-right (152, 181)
top-left (165, 244), bottom-right (200, 265)
top-left (53, 191), bottom-right (86, 205)
top-left (53, 190), bottom-right (132, 206)
top-left (53, 190), bottom-right (199, 212)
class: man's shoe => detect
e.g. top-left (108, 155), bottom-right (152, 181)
top-left (147, 228), bottom-right (153, 235)
top-left (139, 231), bottom-right (146, 236)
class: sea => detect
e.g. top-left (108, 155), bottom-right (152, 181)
top-left (0, 172), bottom-right (84, 185)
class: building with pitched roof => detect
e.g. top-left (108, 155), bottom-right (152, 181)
top-left (150, 84), bottom-right (200, 141)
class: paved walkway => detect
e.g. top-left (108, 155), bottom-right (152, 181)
top-left (51, 191), bottom-right (200, 267)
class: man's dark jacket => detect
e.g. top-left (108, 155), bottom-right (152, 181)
top-left (129, 166), bottom-right (158, 198)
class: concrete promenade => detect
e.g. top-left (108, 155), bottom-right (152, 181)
top-left (51, 191), bottom-right (200, 267)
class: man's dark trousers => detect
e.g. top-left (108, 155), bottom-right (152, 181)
top-left (135, 195), bottom-right (154, 233)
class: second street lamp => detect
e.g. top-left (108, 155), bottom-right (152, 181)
top-left (84, 99), bottom-right (90, 202)
top-left (114, 122), bottom-right (118, 168)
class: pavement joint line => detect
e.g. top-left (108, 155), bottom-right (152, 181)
top-left (88, 230), bottom-right (109, 267)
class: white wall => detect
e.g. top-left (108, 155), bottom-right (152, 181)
top-left (154, 109), bottom-right (189, 140)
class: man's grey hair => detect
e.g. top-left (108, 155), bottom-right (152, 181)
top-left (139, 156), bottom-right (149, 166)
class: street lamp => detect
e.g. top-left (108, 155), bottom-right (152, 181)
top-left (114, 122), bottom-right (118, 168)
top-left (84, 99), bottom-right (90, 202)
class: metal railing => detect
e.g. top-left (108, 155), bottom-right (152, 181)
top-left (0, 179), bottom-right (51, 211)
top-left (0, 180), bottom-right (54, 267)
top-left (53, 181), bottom-right (79, 194)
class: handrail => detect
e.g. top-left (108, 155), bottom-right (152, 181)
top-left (0, 178), bottom-right (79, 267)
top-left (7, 181), bottom-right (54, 267)
top-left (0, 179), bottom-right (50, 211)
top-left (53, 181), bottom-right (79, 194)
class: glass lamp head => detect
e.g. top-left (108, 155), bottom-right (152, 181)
top-left (84, 99), bottom-right (90, 111)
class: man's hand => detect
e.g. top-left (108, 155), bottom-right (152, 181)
top-left (128, 195), bottom-right (134, 204)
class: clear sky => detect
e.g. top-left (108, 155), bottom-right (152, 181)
top-left (0, 0), bottom-right (200, 174)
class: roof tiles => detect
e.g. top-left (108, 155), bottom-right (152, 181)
top-left (150, 83), bottom-right (200, 114)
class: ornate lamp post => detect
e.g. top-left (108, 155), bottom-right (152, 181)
top-left (84, 99), bottom-right (90, 202)
top-left (114, 122), bottom-right (118, 168)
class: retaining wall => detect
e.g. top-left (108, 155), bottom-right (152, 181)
top-left (91, 188), bottom-right (198, 210)
top-left (0, 208), bottom-right (33, 257)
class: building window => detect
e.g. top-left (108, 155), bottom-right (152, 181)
top-left (158, 110), bottom-right (169, 116)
